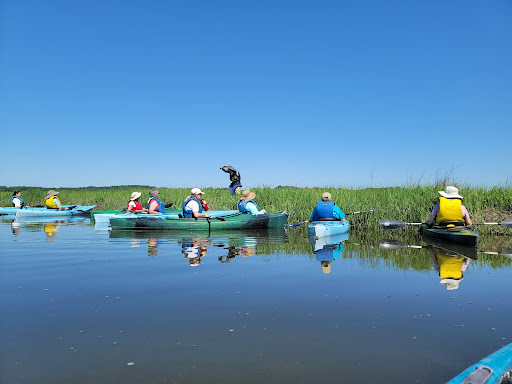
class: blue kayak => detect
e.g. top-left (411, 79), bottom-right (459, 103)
top-left (446, 342), bottom-right (512, 384)
top-left (14, 205), bottom-right (96, 217)
top-left (0, 205), bottom-right (82, 215)
top-left (308, 220), bottom-right (350, 239)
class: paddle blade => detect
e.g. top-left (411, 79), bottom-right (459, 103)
top-left (284, 221), bottom-right (308, 228)
top-left (379, 239), bottom-right (407, 250)
top-left (379, 219), bottom-right (407, 229)
top-left (500, 219), bottom-right (512, 229)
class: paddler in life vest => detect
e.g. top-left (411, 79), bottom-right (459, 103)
top-left (148, 188), bottom-right (166, 214)
top-left (45, 190), bottom-right (70, 210)
top-left (310, 192), bottom-right (346, 222)
top-left (182, 188), bottom-right (210, 218)
top-left (127, 192), bottom-right (146, 212)
top-left (12, 190), bottom-right (29, 208)
top-left (238, 190), bottom-right (266, 215)
top-left (220, 165), bottom-right (242, 195)
top-left (424, 186), bottom-right (472, 228)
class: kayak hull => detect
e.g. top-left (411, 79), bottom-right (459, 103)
top-left (308, 220), bottom-right (350, 239)
top-left (93, 210), bottom-right (239, 225)
top-left (14, 205), bottom-right (96, 217)
top-left (90, 208), bottom-right (181, 219)
top-left (446, 342), bottom-right (512, 384)
top-left (110, 212), bottom-right (288, 231)
top-left (420, 224), bottom-right (479, 247)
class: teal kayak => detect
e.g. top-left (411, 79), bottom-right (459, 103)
top-left (446, 342), bottom-right (512, 384)
top-left (15, 205), bottom-right (96, 217)
top-left (0, 205), bottom-right (85, 215)
top-left (308, 220), bottom-right (350, 239)
top-left (93, 210), bottom-right (239, 225)
top-left (420, 223), bottom-right (479, 247)
top-left (110, 212), bottom-right (289, 231)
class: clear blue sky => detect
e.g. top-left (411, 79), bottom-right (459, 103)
top-left (1, 0), bottom-right (511, 188)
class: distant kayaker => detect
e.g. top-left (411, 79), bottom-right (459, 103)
top-left (182, 188), bottom-right (210, 218)
top-left (427, 246), bottom-right (470, 290)
top-left (12, 190), bottom-right (28, 208)
top-left (45, 190), bottom-right (70, 210)
top-left (310, 192), bottom-right (346, 222)
top-left (147, 188), bottom-right (166, 214)
top-left (425, 186), bottom-right (472, 228)
top-left (127, 192), bottom-right (146, 212)
top-left (220, 165), bottom-right (242, 195)
top-left (238, 190), bottom-right (266, 215)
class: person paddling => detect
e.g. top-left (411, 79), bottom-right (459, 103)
top-left (238, 190), bottom-right (266, 215)
top-left (45, 190), bottom-right (70, 210)
top-left (127, 192), bottom-right (146, 212)
top-left (310, 192), bottom-right (346, 221)
top-left (12, 190), bottom-right (29, 208)
top-left (220, 165), bottom-right (242, 195)
top-left (183, 188), bottom-right (210, 218)
top-left (148, 188), bottom-right (166, 214)
top-left (424, 186), bottom-right (472, 228)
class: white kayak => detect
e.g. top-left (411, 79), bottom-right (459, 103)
top-left (15, 205), bottom-right (96, 218)
top-left (308, 220), bottom-right (350, 239)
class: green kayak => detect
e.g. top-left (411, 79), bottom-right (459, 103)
top-left (420, 223), bottom-right (479, 247)
top-left (90, 208), bottom-right (180, 219)
top-left (109, 212), bottom-right (289, 231)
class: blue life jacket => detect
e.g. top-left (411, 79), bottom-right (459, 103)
top-left (313, 201), bottom-right (335, 220)
top-left (12, 196), bottom-right (25, 207)
top-left (315, 244), bottom-right (344, 261)
top-left (148, 198), bottom-right (166, 214)
top-left (238, 200), bottom-right (258, 214)
top-left (182, 197), bottom-right (203, 218)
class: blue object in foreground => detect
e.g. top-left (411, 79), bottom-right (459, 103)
top-left (308, 220), bottom-right (350, 239)
top-left (446, 342), bottom-right (512, 384)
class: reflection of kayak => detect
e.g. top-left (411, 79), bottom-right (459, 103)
top-left (93, 210), bottom-right (239, 224)
top-left (308, 220), bottom-right (350, 239)
top-left (446, 342), bottom-right (512, 384)
top-left (422, 236), bottom-right (478, 260)
top-left (309, 232), bottom-right (350, 252)
top-left (110, 212), bottom-right (288, 231)
top-left (14, 205), bottom-right (96, 217)
top-left (420, 223), bottom-right (479, 247)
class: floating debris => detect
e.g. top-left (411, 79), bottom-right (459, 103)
top-left (228, 329), bottom-right (234, 332)
top-left (127, 362), bottom-right (135, 366)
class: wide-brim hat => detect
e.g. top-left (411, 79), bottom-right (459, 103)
top-left (242, 189), bottom-right (256, 201)
top-left (45, 190), bottom-right (59, 200)
top-left (321, 192), bottom-right (332, 202)
top-left (439, 186), bottom-right (463, 200)
top-left (130, 192), bottom-right (142, 201)
top-left (440, 278), bottom-right (462, 290)
top-left (321, 261), bottom-right (332, 274)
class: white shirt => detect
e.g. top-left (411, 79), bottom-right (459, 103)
top-left (184, 199), bottom-right (200, 213)
top-left (12, 197), bottom-right (22, 208)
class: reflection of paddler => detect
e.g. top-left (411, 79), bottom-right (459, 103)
top-left (428, 247), bottom-right (470, 290)
top-left (11, 221), bottom-right (20, 235)
top-left (313, 240), bottom-right (345, 274)
top-left (241, 246), bottom-right (256, 257)
top-left (147, 238), bottom-right (158, 257)
top-left (44, 223), bottom-right (60, 240)
top-left (182, 239), bottom-right (207, 266)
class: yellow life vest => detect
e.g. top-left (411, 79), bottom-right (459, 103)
top-left (436, 253), bottom-right (464, 279)
top-left (45, 196), bottom-right (61, 208)
top-left (436, 197), bottom-right (463, 225)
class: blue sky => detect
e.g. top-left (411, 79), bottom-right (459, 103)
top-left (1, 1), bottom-right (511, 188)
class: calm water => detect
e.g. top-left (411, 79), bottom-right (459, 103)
top-left (1, 217), bottom-right (511, 384)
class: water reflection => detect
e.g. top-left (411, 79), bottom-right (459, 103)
top-left (309, 232), bottom-right (349, 274)
top-left (109, 228), bottom-right (288, 263)
top-left (1, 215), bottom-right (88, 239)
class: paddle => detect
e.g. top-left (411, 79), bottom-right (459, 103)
top-left (379, 219), bottom-right (512, 230)
top-left (379, 239), bottom-right (512, 259)
top-left (285, 209), bottom-right (375, 228)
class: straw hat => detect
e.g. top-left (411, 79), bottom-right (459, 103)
top-left (242, 189), bottom-right (256, 201)
top-left (321, 192), bottom-right (332, 202)
top-left (321, 261), bottom-right (332, 274)
top-left (45, 190), bottom-right (59, 200)
top-left (439, 186), bottom-right (463, 200)
top-left (440, 278), bottom-right (462, 290)
top-left (130, 192), bottom-right (142, 201)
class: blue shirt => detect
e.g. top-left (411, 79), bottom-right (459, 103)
top-left (244, 201), bottom-right (265, 215)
